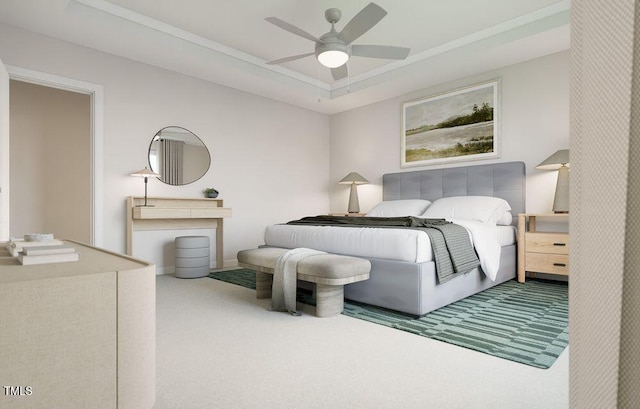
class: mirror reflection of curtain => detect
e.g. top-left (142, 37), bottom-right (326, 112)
top-left (159, 139), bottom-right (184, 185)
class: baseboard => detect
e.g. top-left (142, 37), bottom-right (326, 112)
top-left (224, 259), bottom-right (239, 268)
top-left (156, 266), bottom-right (175, 276)
top-left (156, 260), bottom-right (238, 275)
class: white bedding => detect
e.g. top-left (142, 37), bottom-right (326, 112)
top-left (264, 220), bottom-right (516, 281)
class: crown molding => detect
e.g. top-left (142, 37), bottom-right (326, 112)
top-left (71, 0), bottom-right (569, 99)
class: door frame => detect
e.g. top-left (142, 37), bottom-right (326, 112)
top-left (6, 65), bottom-right (104, 246)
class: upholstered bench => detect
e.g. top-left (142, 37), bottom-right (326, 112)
top-left (237, 247), bottom-right (371, 317)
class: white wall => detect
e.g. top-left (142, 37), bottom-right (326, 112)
top-left (329, 51), bottom-right (570, 215)
top-left (0, 23), bottom-right (330, 265)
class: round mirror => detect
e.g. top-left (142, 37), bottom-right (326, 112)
top-left (148, 126), bottom-right (210, 185)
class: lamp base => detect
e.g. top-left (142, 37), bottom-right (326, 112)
top-left (347, 183), bottom-right (360, 214)
top-left (135, 204), bottom-right (155, 207)
top-left (552, 166), bottom-right (570, 213)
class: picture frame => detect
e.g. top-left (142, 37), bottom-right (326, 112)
top-left (401, 79), bottom-right (500, 168)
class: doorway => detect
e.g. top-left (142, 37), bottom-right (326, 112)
top-left (10, 80), bottom-right (91, 243)
top-left (2, 64), bottom-right (104, 245)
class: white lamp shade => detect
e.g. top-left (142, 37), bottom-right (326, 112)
top-left (536, 149), bottom-right (570, 170)
top-left (338, 172), bottom-right (369, 185)
top-left (130, 167), bottom-right (159, 178)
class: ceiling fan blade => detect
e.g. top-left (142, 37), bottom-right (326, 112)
top-left (266, 52), bottom-right (315, 65)
top-left (265, 17), bottom-right (320, 43)
top-left (351, 45), bottom-right (410, 60)
top-left (331, 64), bottom-right (348, 81)
top-left (339, 3), bottom-right (387, 45)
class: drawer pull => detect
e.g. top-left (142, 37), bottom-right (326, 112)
top-left (553, 263), bottom-right (567, 267)
top-left (553, 242), bottom-right (567, 246)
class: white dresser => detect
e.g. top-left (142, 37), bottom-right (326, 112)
top-left (0, 241), bottom-right (156, 409)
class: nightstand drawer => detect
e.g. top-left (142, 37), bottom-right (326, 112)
top-left (525, 232), bottom-right (569, 255)
top-left (525, 253), bottom-right (569, 275)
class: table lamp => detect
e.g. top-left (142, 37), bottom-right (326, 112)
top-left (130, 167), bottom-right (160, 207)
top-left (536, 149), bottom-right (570, 213)
top-left (339, 172), bottom-right (369, 213)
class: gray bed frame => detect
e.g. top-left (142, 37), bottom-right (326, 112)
top-left (342, 161), bottom-right (525, 316)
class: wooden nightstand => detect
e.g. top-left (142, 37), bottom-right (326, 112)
top-left (517, 213), bottom-right (569, 283)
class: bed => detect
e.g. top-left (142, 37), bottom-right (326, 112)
top-left (263, 161), bottom-right (525, 316)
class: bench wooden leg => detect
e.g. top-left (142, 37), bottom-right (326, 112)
top-left (256, 271), bottom-right (273, 299)
top-left (316, 284), bottom-right (344, 317)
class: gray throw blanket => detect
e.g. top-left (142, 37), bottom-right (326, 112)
top-left (269, 248), bottom-right (326, 315)
top-left (286, 216), bottom-right (479, 284)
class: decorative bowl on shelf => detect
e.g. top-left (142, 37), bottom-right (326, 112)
top-left (202, 188), bottom-right (219, 198)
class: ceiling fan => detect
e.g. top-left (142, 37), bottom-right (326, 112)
top-left (265, 2), bottom-right (410, 81)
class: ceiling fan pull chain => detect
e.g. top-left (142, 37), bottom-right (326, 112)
top-left (347, 46), bottom-right (351, 93)
top-left (317, 64), bottom-right (323, 103)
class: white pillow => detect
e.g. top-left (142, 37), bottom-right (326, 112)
top-left (420, 196), bottom-right (512, 225)
top-left (366, 199), bottom-right (432, 217)
top-left (496, 211), bottom-right (513, 226)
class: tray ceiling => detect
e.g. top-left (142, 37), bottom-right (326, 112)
top-left (0, 0), bottom-right (570, 114)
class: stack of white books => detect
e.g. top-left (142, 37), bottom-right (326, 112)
top-left (7, 236), bottom-right (80, 265)
top-left (7, 238), bottom-right (64, 257)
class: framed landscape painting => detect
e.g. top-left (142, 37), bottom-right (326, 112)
top-left (401, 79), bottom-right (500, 167)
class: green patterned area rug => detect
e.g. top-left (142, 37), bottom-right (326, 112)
top-left (209, 269), bottom-right (568, 369)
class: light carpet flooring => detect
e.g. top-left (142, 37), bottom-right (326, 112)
top-left (153, 273), bottom-right (569, 409)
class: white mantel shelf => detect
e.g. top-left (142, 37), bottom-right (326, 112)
top-left (126, 197), bottom-right (232, 269)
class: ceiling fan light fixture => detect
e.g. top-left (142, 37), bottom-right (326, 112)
top-left (315, 42), bottom-right (348, 68)
top-left (266, 3), bottom-right (409, 76)
top-left (317, 50), bottom-right (348, 68)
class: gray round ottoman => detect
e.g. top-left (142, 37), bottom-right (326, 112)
top-left (175, 236), bottom-right (210, 278)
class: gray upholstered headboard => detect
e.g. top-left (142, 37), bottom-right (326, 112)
top-left (383, 161), bottom-right (526, 219)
